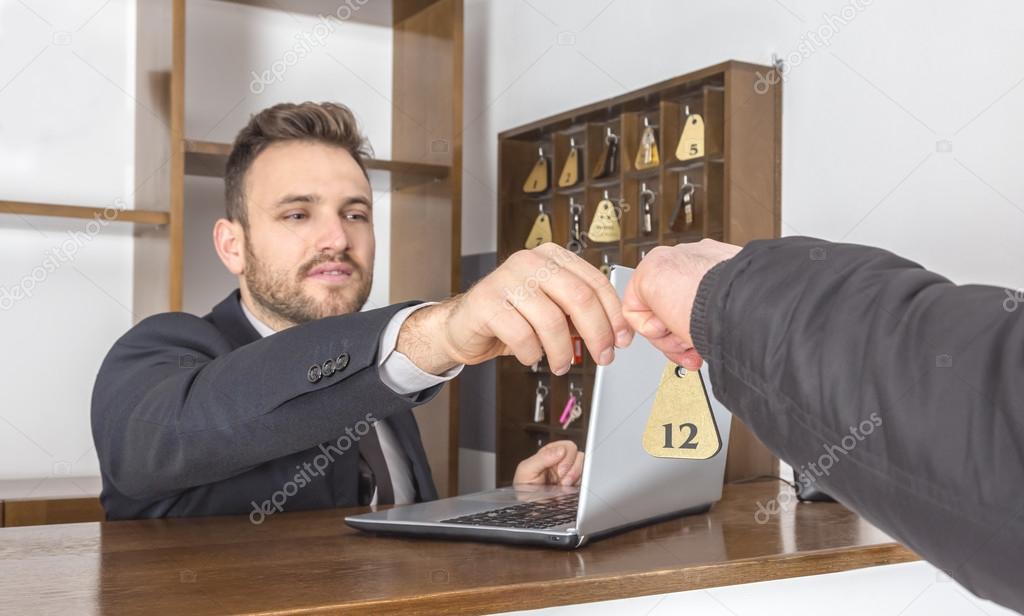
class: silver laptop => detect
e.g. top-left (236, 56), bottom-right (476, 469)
top-left (345, 266), bottom-right (733, 548)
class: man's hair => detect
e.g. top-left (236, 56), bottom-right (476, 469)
top-left (224, 101), bottom-right (373, 229)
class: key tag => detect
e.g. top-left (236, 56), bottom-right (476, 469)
top-left (558, 137), bottom-right (583, 188)
top-left (561, 384), bottom-right (584, 429)
top-left (523, 147), bottom-right (550, 194)
top-left (524, 203), bottom-right (553, 249)
top-left (570, 335), bottom-right (583, 365)
top-left (587, 191), bottom-right (621, 243)
top-left (642, 364), bottom-right (721, 459)
top-left (566, 197), bottom-right (584, 254)
top-left (533, 380), bottom-right (549, 423)
top-left (675, 105), bottom-right (705, 162)
top-left (634, 116), bottom-right (660, 170)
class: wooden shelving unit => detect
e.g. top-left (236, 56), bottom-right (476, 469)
top-left (495, 60), bottom-right (782, 486)
top-left (0, 0), bottom-right (464, 501)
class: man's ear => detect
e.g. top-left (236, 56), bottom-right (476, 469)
top-left (213, 218), bottom-right (246, 276)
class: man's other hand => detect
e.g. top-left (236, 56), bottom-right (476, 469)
top-left (513, 440), bottom-right (584, 487)
top-left (622, 239), bottom-right (741, 370)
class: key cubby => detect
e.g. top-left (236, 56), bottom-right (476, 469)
top-left (495, 61), bottom-right (782, 484)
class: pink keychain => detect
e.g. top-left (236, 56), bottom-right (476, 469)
top-left (559, 395), bottom-right (577, 425)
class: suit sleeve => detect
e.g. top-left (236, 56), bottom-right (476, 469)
top-left (91, 302), bottom-right (439, 501)
top-left (691, 236), bottom-right (1024, 614)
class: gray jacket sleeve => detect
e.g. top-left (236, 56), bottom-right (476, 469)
top-left (691, 236), bottom-right (1024, 613)
top-left (91, 302), bottom-right (438, 501)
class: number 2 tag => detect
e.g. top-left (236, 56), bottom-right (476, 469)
top-left (641, 363), bottom-right (721, 460)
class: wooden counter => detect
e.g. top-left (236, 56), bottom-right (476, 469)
top-left (0, 481), bottom-right (917, 615)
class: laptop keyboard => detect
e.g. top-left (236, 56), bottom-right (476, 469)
top-left (441, 493), bottom-right (579, 530)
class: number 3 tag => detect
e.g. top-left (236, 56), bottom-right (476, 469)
top-left (642, 363), bottom-right (722, 460)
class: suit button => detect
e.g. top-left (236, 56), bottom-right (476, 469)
top-left (336, 352), bottom-right (350, 371)
top-left (322, 359), bottom-right (336, 377)
top-left (307, 365), bottom-right (323, 383)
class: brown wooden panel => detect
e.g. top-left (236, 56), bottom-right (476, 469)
top-left (2, 497), bottom-right (104, 528)
top-left (132, 0), bottom-right (176, 320)
top-left (0, 482), bottom-right (915, 614)
top-left (392, 0), bottom-right (462, 495)
top-left (0, 200), bottom-right (169, 225)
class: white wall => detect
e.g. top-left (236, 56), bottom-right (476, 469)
top-left (0, 0), bottom-right (396, 484)
top-left (461, 0), bottom-right (1024, 294)
top-left (0, 0), bottom-right (136, 485)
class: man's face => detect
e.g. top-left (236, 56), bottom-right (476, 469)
top-left (239, 140), bottom-right (375, 326)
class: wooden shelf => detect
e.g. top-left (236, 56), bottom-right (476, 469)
top-left (183, 139), bottom-right (450, 182)
top-left (0, 200), bottom-right (170, 225)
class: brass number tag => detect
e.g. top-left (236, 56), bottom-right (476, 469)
top-left (642, 364), bottom-right (721, 460)
top-left (524, 212), bottom-right (552, 249)
top-left (558, 146), bottom-right (581, 188)
top-left (587, 199), bottom-right (621, 243)
top-left (523, 153), bottom-right (550, 194)
top-left (675, 113), bottom-right (705, 161)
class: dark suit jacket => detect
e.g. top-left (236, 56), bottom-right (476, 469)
top-left (692, 237), bottom-right (1024, 613)
top-left (91, 290), bottom-right (439, 520)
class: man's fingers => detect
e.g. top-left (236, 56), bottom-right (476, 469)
top-left (536, 270), bottom-right (616, 368)
top-left (560, 451), bottom-right (585, 486)
top-left (514, 443), bottom-right (567, 484)
top-left (679, 348), bottom-right (704, 371)
top-left (486, 307), bottom-right (543, 366)
top-left (511, 294), bottom-right (574, 374)
top-left (544, 245), bottom-right (633, 349)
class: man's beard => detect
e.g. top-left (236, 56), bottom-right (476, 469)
top-left (244, 241), bottom-right (372, 326)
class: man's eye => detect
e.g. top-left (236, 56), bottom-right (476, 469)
top-left (283, 212), bottom-right (307, 221)
top-left (346, 212), bottom-right (370, 222)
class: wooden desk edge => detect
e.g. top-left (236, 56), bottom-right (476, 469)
top-left (272, 542), bottom-right (920, 616)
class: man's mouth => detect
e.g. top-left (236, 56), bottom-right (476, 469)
top-left (306, 262), bottom-right (355, 281)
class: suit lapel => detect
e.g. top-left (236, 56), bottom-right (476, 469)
top-left (206, 290), bottom-right (262, 350)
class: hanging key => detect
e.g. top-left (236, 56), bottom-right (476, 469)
top-left (640, 183), bottom-right (656, 235)
top-left (566, 197), bottom-right (583, 254)
top-left (533, 380), bottom-right (549, 423)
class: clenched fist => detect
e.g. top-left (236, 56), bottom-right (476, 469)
top-left (622, 239), bottom-right (741, 370)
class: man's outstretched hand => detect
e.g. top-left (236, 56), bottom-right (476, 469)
top-left (513, 440), bottom-right (584, 487)
top-left (622, 239), bottom-right (741, 370)
top-left (397, 243), bottom-right (633, 375)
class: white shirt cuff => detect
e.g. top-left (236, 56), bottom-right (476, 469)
top-left (378, 303), bottom-right (464, 396)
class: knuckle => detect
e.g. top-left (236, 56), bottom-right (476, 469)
top-left (569, 282), bottom-right (598, 308)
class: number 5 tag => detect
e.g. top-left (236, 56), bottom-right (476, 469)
top-left (642, 363), bottom-right (722, 460)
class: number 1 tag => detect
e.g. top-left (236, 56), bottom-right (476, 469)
top-left (641, 364), bottom-right (721, 460)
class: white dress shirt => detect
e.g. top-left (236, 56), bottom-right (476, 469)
top-left (240, 301), bottom-right (463, 505)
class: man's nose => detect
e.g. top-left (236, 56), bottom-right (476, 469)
top-left (315, 215), bottom-right (350, 254)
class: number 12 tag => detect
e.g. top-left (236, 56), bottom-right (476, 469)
top-left (641, 363), bottom-right (722, 460)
